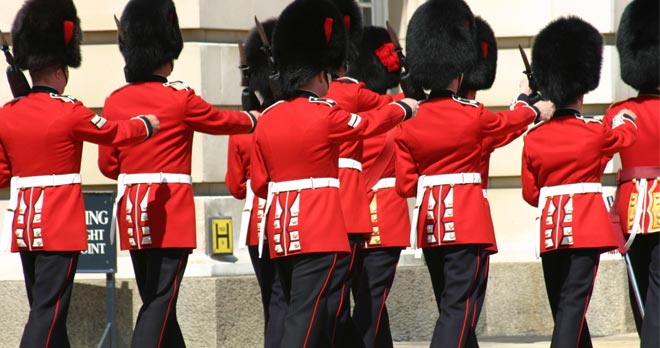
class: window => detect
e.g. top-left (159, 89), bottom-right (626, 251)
top-left (359, 0), bottom-right (388, 27)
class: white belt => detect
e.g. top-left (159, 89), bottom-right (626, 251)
top-left (259, 177), bottom-right (340, 256)
top-left (535, 182), bottom-right (602, 257)
top-left (1, 174), bottom-right (82, 251)
top-left (372, 177), bottom-right (396, 191)
top-left (110, 173), bottom-right (193, 245)
top-left (626, 179), bottom-right (650, 251)
top-left (238, 180), bottom-right (266, 249)
top-left (338, 158), bottom-right (363, 172)
top-left (410, 173), bottom-right (481, 253)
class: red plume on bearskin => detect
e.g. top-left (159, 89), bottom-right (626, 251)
top-left (330, 0), bottom-right (363, 63)
top-left (272, 0), bottom-right (347, 99)
top-left (616, 0), bottom-right (659, 92)
top-left (406, 0), bottom-right (477, 92)
top-left (347, 26), bottom-right (401, 94)
top-left (11, 0), bottom-right (82, 71)
top-left (118, 0), bottom-right (184, 82)
top-left (459, 16), bottom-right (497, 94)
top-left (245, 18), bottom-right (277, 107)
top-left (532, 16), bottom-right (602, 107)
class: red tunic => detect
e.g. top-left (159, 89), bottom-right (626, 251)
top-left (362, 129), bottom-right (410, 248)
top-left (98, 79), bottom-right (255, 250)
top-left (226, 133), bottom-right (264, 246)
top-left (250, 92), bottom-right (412, 258)
top-left (325, 77), bottom-right (397, 234)
top-left (396, 91), bottom-right (537, 249)
top-left (0, 87), bottom-right (149, 252)
top-left (522, 110), bottom-right (637, 254)
top-left (603, 93), bottom-right (660, 235)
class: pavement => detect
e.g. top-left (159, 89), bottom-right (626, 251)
top-left (393, 333), bottom-right (640, 347)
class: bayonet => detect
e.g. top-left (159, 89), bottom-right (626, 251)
top-left (518, 44), bottom-right (541, 103)
top-left (0, 30), bottom-right (30, 98)
top-left (386, 21), bottom-right (425, 100)
top-left (237, 41), bottom-right (261, 110)
top-left (254, 16), bottom-right (282, 100)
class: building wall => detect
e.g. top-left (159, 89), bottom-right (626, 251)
top-left (0, 0), bottom-right (638, 346)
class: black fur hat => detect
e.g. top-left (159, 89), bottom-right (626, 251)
top-left (119, 0), bottom-right (184, 82)
top-left (532, 17), bottom-right (602, 107)
top-left (331, 0), bottom-right (363, 63)
top-left (347, 26), bottom-right (401, 94)
top-left (459, 16), bottom-right (497, 94)
top-left (11, 0), bottom-right (82, 71)
top-left (245, 18), bottom-right (277, 107)
top-left (616, 0), bottom-right (659, 92)
top-left (406, 0), bottom-right (476, 92)
top-left (272, 0), bottom-right (347, 99)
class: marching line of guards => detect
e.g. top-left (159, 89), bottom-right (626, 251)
top-left (0, 0), bottom-right (656, 348)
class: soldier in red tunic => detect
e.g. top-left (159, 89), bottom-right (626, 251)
top-left (522, 17), bottom-right (637, 348)
top-left (322, 1), bottom-right (403, 347)
top-left (603, 1), bottom-right (659, 346)
top-left (0, 0), bottom-right (159, 347)
top-left (396, 1), bottom-right (554, 347)
top-left (97, 1), bottom-right (258, 347)
top-left (346, 26), bottom-right (408, 348)
top-left (250, 0), bottom-right (418, 346)
top-left (225, 18), bottom-right (287, 348)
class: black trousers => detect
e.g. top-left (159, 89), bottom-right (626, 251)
top-left (20, 251), bottom-right (79, 348)
top-left (274, 252), bottom-right (338, 348)
top-left (352, 247), bottom-right (401, 348)
top-left (248, 246), bottom-right (288, 348)
top-left (423, 245), bottom-right (490, 348)
top-left (541, 248), bottom-right (600, 348)
top-left (130, 248), bottom-right (190, 348)
top-left (326, 235), bottom-right (364, 348)
top-left (626, 233), bottom-right (660, 348)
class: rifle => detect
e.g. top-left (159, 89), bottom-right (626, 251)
top-left (254, 17), bottom-right (282, 100)
top-left (385, 21), bottom-right (425, 100)
top-left (517, 44), bottom-right (541, 104)
top-left (0, 30), bottom-right (31, 98)
top-left (238, 42), bottom-right (261, 110)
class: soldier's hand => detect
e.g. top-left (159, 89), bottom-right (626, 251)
top-left (519, 78), bottom-right (532, 95)
top-left (143, 114), bottom-right (160, 134)
top-left (400, 98), bottom-right (419, 119)
top-left (249, 110), bottom-right (261, 120)
top-left (534, 100), bottom-right (555, 121)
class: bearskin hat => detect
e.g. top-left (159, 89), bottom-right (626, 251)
top-left (331, 0), bottom-right (363, 63)
top-left (272, 0), bottom-right (347, 99)
top-left (406, 0), bottom-right (476, 92)
top-left (245, 18), bottom-right (277, 107)
top-left (458, 16), bottom-right (497, 94)
top-left (532, 17), bottom-right (602, 107)
top-left (11, 0), bottom-right (82, 71)
top-left (347, 26), bottom-right (401, 94)
top-left (616, 0), bottom-right (659, 92)
top-left (118, 0), bottom-right (184, 82)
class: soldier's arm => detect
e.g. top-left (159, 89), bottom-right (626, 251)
top-left (97, 145), bottom-right (121, 180)
top-left (394, 130), bottom-right (419, 198)
top-left (521, 145), bottom-right (540, 207)
top-left (225, 135), bottom-right (248, 199)
top-left (601, 110), bottom-right (637, 157)
top-left (0, 139), bottom-right (11, 188)
top-left (479, 95), bottom-right (539, 138)
top-left (328, 99), bottom-right (416, 143)
top-left (71, 103), bottom-right (155, 146)
top-left (356, 84), bottom-right (398, 112)
top-left (484, 125), bottom-right (527, 153)
top-left (184, 91), bottom-right (256, 135)
top-left (249, 136), bottom-right (270, 199)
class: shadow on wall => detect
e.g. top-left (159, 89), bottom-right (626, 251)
top-left (68, 281), bottom-right (134, 348)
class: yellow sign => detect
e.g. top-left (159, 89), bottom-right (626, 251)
top-left (211, 217), bottom-right (233, 255)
